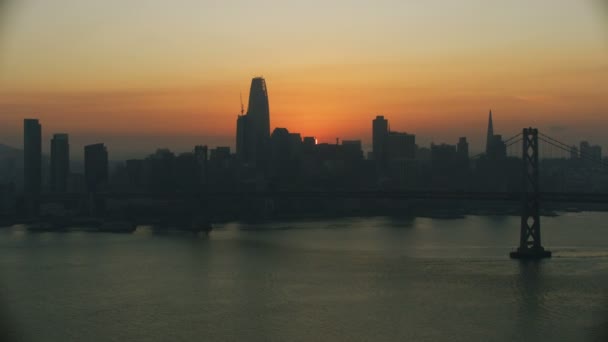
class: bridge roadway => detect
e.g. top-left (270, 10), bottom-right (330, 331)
top-left (40, 191), bottom-right (608, 204)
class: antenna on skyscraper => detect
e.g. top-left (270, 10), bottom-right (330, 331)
top-left (240, 92), bottom-right (245, 115)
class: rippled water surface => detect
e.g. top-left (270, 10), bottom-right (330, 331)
top-left (1, 213), bottom-right (608, 341)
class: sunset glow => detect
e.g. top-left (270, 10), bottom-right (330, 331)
top-left (1, 0), bottom-right (607, 158)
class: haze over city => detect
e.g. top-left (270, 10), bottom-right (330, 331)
top-left (0, 0), bottom-right (607, 159)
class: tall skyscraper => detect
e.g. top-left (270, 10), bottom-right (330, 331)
top-left (236, 77), bottom-right (271, 167)
top-left (50, 133), bottom-right (70, 193)
top-left (24, 119), bottom-right (42, 195)
top-left (247, 77), bottom-right (271, 139)
top-left (84, 143), bottom-right (108, 192)
top-left (485, 110), bottom-right (494, 155)
top-left (372, 115), bottom-right (389, 164)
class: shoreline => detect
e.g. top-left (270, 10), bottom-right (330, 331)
top-left (1, 208), bottom-right (604, 234)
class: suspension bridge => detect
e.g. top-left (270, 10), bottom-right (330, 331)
top-left (34, 128), bottom-right (608, 260)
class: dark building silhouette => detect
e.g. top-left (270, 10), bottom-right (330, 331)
top-left (143, 149), bottom-right (175, 191)
top-left (373, 117), bottom-right (417, 185)
top-left (210, 147), bottom-right (231, 163)
top-left (67, 173), bottom-right (85, 193)
top-left (270, 128), bottom-right (292, 158)
top-left (416, 146), bottom-right (431, 161)
top-left (372, 115), bottom-right (388, 165)
top-left (580, 141), bottom-right (602, 163)
top-left (570, 145), bottom-right (578, 160)
top-left (476, 113), bottom-right (513, 191)
top-left (488, 134), bottom-right (507, 160)
top-left (247, 78), bottom-right (271, 139)
top-left (125, 159), bottom-right (144, 190)
top-left (236, 114), bottom-right (249, 162)
top-left (580, 141), bottom-right (590, 157)
top-left (175, 152), bottom-right (200, 189)
top-left (342, 140), bottom-right (364, 161)
top-left (236, 77), bottom-right (271, 168)
top-left (208, 147), bottom-right (234, 188)
top-left (84, 143), bottom-right (108, 192)
top-left (457, 137), bottom-right (469, 160)
top-left (50, 133), bottom-right (69, 193)
top-left (270, 129), bottom-right (303, 162)
top-left (485, 110), bottom-right (494, 155)
top-left (431, 143), bottom-right (462, 189)
top-left (385, 132), bottom-right (417, 187)
top-left (589, 145), bottom-right (601, 161)
top-left (302, 137), bottom-right (316, 151)
top-left (194, 145), bottom-right (208, 184)
top-left (387, 132), bottom-right (416, 161)
top-left (23, 119), bottom-right (42, 195)
top-left (12, 92), bottom-right (608, 228)
top-left (289, 133), bottom-right (303, 157)
top-left (431, 143), bottom-right (457, 165)
top-left (485, 111), bottom-right (507, 160)
top-left (269, 128), bottom-right (303, 183)
top-left (455, 137), bottom-right (471, 186)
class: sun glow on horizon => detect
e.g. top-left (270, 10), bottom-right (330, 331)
top-left (0, 1), bottom-right (607, 158)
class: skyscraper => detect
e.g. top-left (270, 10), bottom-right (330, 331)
top-left (247, 77), bottom-right (270, 140)
top-left (24, 119), bottom-right (42, 195)
top-left (485, 111), bottom-right (507, 160)
top-left (485, 110), bottom-right (494, 155)
top-left (84, 143), bottom-right (108, 192)
top-left (50, 133), bottom-right (70, 193)
top-left (236, 77), bottom-right (271, 167)
top-left (372, 115), bottom-right (389, 164)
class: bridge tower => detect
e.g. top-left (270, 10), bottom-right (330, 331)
top-left (510, 128), bottom-right (552, 259)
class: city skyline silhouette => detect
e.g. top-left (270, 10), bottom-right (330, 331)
top-left (2, 3), bottom-right (608, 342)
top-left (0, 1), bottom-right (607, 159)
top-left (1, 90), bottom-right (606, 163)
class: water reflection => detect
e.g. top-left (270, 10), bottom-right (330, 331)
top-left (516, 261), bottom-right (545, 341)
top-left (1, 214), bottom-right (608, 341)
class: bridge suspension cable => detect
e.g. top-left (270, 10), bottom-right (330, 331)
top-left (539, 132), bottom-right (605, 163)
top-left (505, 137), bottom-right (523, 148)
top-left (503, 132), bottom-right (523, 145)
top-left (505, 137), bottom-right (523, 158)
top-left (469, 132), bottom-right (522, 160)
top-left (538, 133), bottom-right (608, 169)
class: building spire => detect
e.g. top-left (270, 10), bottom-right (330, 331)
top-left (486, 110), bottom-right (494, 155)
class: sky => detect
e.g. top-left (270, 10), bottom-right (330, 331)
top-left (0, 0), bottom-right (607, 159)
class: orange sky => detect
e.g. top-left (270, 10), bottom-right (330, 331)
top-left (0, 1), bottom-right (607, 158)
